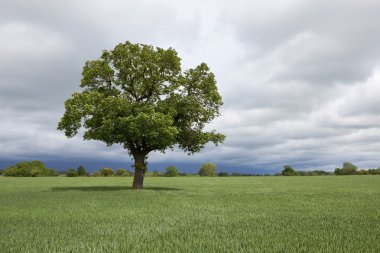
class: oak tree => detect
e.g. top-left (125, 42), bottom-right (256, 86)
top-left (58, 41), bottom-right (225, 189)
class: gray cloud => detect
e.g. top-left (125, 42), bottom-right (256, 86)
top-left (222, 0), bottom-right (380, 84)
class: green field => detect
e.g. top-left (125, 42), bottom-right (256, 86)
top-left (0, 176), bottom-right (379, 253)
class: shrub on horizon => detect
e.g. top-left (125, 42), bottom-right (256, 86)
top-left (281, 165), bottom-right (297, 176)
top-left (66, 168), bottom-right (78, 177)
top-left (334, 162), bottom-right (358, 175)
top-left (92, 171), bottom-right (102, 177)
top-left (42, 168), bottom-right (59, 177)
top-left (368, 168), bottom-right (380, 175)
top-left (115, 169), bottom-right (131, 177)
top-left (77, 165), bottom-right (86, 176)
top-left (3, 161), bottom-right (59, 177)
top-left (164, 166), bottom-right (178, 177)
top-left (357, 169), bottom-right (369, 175)
top-left (100, 168), bottom-right (113, 177)
top-left (152, 170), bottom-right (161, 177)
top-left (145, 170), bottom-right (161, 177)
top-left (218, 171), bottom-right (229, 177)
top-left (199, 163), bottom-right (217, 176)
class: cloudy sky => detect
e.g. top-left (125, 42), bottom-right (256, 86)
top-left (1, 0), bottom-right (380, 173)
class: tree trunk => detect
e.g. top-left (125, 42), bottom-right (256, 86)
top-left (132, 153), bottom-right (147, 189)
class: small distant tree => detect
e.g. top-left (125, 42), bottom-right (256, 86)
top-left (368, 168), bottom-right (380, 175)
top-left (218, 171), bottom-right (229, 177)
top-left (343, 162), bottom-right (357, 174)
top-left (100, 168), bottom-right (113, 177)
top-left (335, 162), bottom-right (357, 175)
top-left (115, 169), bottom-right (125, 176)
top-left (199, 163), bottom-right (217, 176)
top-left (42, 169), bottom-right (59, 177)
top-left (92, 171), bottom-right (102, 177)
top-left (0, 169), bottom-right (3, 175)
top-left (77, 165), bottom-right (86, 176)
top-left (152, 170), bottom-right (161, 177)
top-left (281, 165), bottom-right (297, 176)
top-left (357, 169), bottom-right (369, 175)
top-left (66, 168), bottom-right (78, 177)
top-left (164, 166), bottom-right (178, 177)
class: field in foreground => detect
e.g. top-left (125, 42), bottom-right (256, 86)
top-left (0, 176), bottom-right (379, 253)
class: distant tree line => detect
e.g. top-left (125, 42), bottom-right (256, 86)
top-left (334, 162), bottom-right (380, 175)
top-left (2, 161), bottom-right (379, 177)
top-left (277, 162), bottom-right (380, 176)
top-left (66, 163), bottom-right (220, 177)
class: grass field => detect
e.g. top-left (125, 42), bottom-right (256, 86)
top-left (0, 176), bottom-right (379, 253)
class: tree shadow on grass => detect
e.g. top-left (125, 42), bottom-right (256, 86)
top-left (51, 186), bottom-right (182, 192)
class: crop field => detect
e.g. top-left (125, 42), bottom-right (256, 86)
top-left (0, 176), bottom-right (379, 253)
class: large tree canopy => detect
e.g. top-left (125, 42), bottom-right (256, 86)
top-left (58, 41), bottom-right (225, 188)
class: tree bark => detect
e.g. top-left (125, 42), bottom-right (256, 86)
top-left (132, 153), bottom-right (147, 189)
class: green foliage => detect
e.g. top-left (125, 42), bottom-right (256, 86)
top-left (92, 171), bottom-right (102, 177)
top-left (0, 169), bottom-right (3, 175)
top-left (355, 168), bottom-right (380, 175)
top-left (77, 165), bottom-right (87, 176)
top-left (0, 176), bottom-right (379, 252)
top-left (114, 169), bottom-right (125, 176)
top-left (45, 169), bottom-right (59, 177)
top-left (296, 170), bottom-right (333, 176)
top-left (343, 162), bottom-right (358, 174)
top-left (334, 162), bottom-right (358, 175)
top-left (66, 168), bottom-right (78, 177)
top-left (357, 169), bottom-right (369, 175)
top-left (164, 166), bottom-right (178, 177)
top-left (281, 165), bottom-right (297, 176)
top-left (4, 166), bottom-right (29, 177)
top-left (114, 169), bottom-right (131, 177)
top-left (100, 168), bottom-right (113, 177)
top-left (199, 163), bottom-right (217, 176)
top-left (57, 41), bottom-right (225, 187)
top-left (218, 171), bottom-right (229, 177)
top-left (230, 172), bottom-right (257, 176)
top-left (145, 170), bottom-right (161, 177)
top-left (368, 168), bottom-right (380, 175)
top-left (3, 161), bottom-right (58, 177)
top-left (152, 170), bottom-right (161, 177)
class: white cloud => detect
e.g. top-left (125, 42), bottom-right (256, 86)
top-left (0, 22), bottom-right (66, 59)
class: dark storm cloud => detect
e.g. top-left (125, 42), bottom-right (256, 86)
top-left (1, 0), bottom-right (380, 171)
